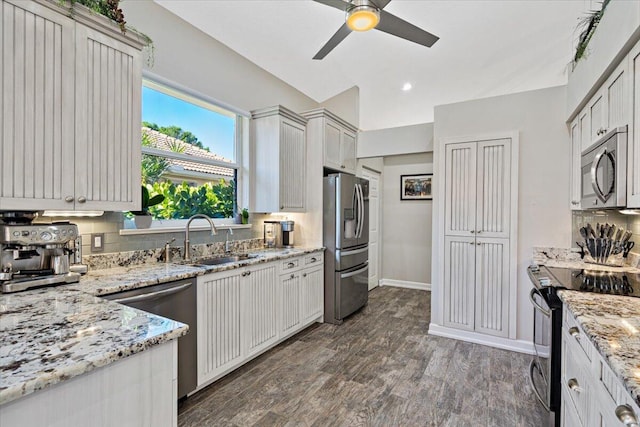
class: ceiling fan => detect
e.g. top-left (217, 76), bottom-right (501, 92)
top-left (312, 0), bottom-right (439, 60)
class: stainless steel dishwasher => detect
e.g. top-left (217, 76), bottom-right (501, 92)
top-left (103, 278), bottom-right (197, 399)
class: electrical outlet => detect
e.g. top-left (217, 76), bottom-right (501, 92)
top-left (91, 233), bottom-right (105, 252)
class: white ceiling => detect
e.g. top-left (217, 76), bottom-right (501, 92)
top-left (156, 0), bottom-right (590, 131)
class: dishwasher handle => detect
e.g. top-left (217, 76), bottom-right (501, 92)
top-left (109, 282), bottom-right (192, 304)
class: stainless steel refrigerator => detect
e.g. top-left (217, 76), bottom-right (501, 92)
top-left (323, 173), bottom-right (369, 325)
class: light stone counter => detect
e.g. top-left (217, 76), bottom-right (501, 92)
top-left (0, 288), bottom-right (188, 405)
top-left (558, 291), bottom-right (640, 407)
top-left (0, 246), bottom-right (324, 405)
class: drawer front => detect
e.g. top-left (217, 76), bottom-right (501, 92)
top-left (562, 328), bottom-right (591, 426)
top-left (305, 252), bottom-right (323, 266)
top-left (563, 306), bottom-right (593, 362)
top-left (281, 257), bottom-right (302, 272)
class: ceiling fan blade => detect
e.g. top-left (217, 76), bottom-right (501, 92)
top-left (312, 0), bottom-right (351, 12)
top-left (313, 23), bottom-right (352, 60)
top-left (376, 10), bottom-right (439, 48)
top-left (370, 0), bottom-right (392, 10)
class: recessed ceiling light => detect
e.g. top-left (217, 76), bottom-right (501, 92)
top-left (402, 83), bottom-right (412, 91)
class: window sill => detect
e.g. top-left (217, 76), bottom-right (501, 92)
top-left (119, 220), bottom-right (252, 236)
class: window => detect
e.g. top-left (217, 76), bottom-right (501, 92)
top-left (140, 78), bottom-right (242, 220)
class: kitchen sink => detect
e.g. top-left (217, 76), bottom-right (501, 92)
top-left (192, 254), bottom-right (256, 266)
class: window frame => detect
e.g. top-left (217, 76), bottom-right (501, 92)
top-left (138, 71), bottom-right (249, 226)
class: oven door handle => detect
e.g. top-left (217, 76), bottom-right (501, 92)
top-left (529, 359), bottom-right (551, 412)
top-left (529, 288), bottom-right (551, 317)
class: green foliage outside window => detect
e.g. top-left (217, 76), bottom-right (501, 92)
top-left (145, 181), bottom-right (235, 219)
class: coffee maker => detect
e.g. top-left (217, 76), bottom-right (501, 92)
top-left (263, 220), bottom-right (295, 249)
top-left (0, 212), bottom-right (87, 293)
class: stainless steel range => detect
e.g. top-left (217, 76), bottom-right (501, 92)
top-left (527, 264), bottom-right (640, 425)
top-left (0, 212), bottom-right (87, 293)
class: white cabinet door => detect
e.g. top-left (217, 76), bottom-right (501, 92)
top-left (341, 129), bottom-right (357, 174)
top-left (579, 110), bottom-right (591, 152)
top-left (75, 24), bottom-right (142, 211)
top-left (197, 270), bottom-right (243, 386)
top-left (443, 236), bottom-right (476, 331)
top-left (605, 60), bottom-right (628, 131)
top-left (280, 271), bottom-right (302, 334)
top-left (629, 42), bottom-right (640, 208)
top-left (570, 118), bottom-right (582, 210)
top-left (444, 142), bottom-right (477, 236)
top-left (473, 237), bottom-right (509, 337)
top-left (589, 92), bottom-right (605, 147)
top-left (324, 120), bottom-right (342, 171)
top-left (475, 139), bottom-right (511, 239)
top-left (300, 265), bottom-right (324, 324)
top-left (245, 263), bottom-right (279, 357)
top-left (251, 106), bottom-right (307, 213)
top-left (279, 118), bottom-right (306, 211)
top-left (0, 1), bottom-right (75, 211)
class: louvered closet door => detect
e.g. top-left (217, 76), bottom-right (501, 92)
top-left (74, 24), bottom-right (141, 211)
top-left (0, 1), bottom-right (74, 210)
top-left (279, 119), bottom-right (305, 211)
top-left (444, 142), bottom-right (477, 236)
top-left (245, 264), bottom-right (279, 357)
top-left (475, 139), bottom-right (511, 239)
top-left (474, 237), bottom-right (510, 337)
top-left (443, 236), bottom-right (476, 331)
top-left (197, 271), bottom-right (243, 386)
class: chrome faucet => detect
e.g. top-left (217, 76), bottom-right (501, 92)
top-left (225, 228), bottom-right (234, 254)
top-left (184, 214), bottom-right (217, 262)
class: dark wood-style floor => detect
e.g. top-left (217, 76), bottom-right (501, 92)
top-left (178, 286), bottom-right (547, 426)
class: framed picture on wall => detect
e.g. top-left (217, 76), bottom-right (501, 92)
top-left (400, 174), bottom-right (433, 200)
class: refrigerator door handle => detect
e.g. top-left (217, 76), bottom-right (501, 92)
top-left (341, 246), bottom-right (369, 256)
top-left (356, 184), bottom-right (364, 238)
top-left (340, 263), bottom-right (369, 279)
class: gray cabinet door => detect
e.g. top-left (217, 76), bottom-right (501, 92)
top-left (0, 1), bottom-right (75, 210)
top-left (74, 24), bottom-right (142, 211)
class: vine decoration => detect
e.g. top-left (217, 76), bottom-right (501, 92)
top-left (572, 0), bottom-right (611, 68)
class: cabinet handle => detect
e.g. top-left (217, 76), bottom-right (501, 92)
top-left (310, 257), bottom-right (317, 263)
top-left (246, 270), bottom-right (251, 276)
top-left (65, 196), bottom-right (74, 203)
top-left (341, 165), bottom-right (345, 169)
top-left (476, 242), bottom-right (481, 246)
top-left (615, 405), bottom-right (640, 426)
top-left (77, 196), bottom-right (87, 203)
top-left (470, 230), bottom-right (476, 234)
top-left (469, 242), bottom-right (475, 245)
top-left (476, 230), bottom-right (482, 234)
top-left (567, 378), bottom-right (582, 393)
top-left (242, 271), bottom-right (251, 277)
top-left (280, 205), bottom-right (284, 209)
top-left (290, 274), bottom-right (295, 279)
top-left (287, 262), bottom-right (295, 268)
top-left (303, 273), bottom-right (307, 277)
top-left (569, 326), bottom-right (580, 340)
top-left (571, 201), bottom-right (579, 205)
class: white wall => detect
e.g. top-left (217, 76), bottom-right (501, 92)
top-left (321, 86), bottom-right (360, 128)
top-left (381, 153), bottom-right (433, 285)
top-left (122, 1), bottom-right (318, 114)
top-left (431, 85), bottom-right (571, 344)
top-left (358, 123), bottom-right (434, 158)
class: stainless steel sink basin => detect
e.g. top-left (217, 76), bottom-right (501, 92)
top-left (192, 254), bottom-right (255, 266)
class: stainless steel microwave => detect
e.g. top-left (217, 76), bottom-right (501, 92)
top-left (581, 126), bottom-right (628, 209)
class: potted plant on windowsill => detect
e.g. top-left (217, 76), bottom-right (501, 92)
top-left (130, 186), bottom-right (165, 228)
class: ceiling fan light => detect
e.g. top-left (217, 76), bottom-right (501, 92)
top-left (346, 6), bottom-right (380, 32)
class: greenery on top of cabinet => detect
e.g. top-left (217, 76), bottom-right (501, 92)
top-left (573, 0), bottom-right (611, 67)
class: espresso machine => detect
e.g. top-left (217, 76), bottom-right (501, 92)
top-left (0, 212), bottom-right (87, 293)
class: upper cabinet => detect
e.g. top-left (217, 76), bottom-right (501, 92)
top-left (629, 41), bottom-right (640, 208)
top-left (250, 106), bottom-right (307, 213)
top-left (301, 108), bottom-right (358, 175)
top-left (0, 0), bottom-right (143, 212)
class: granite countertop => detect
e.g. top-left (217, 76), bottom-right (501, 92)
top-left (0, 247), bottom-right (324, 405)
top-left (0, 287), bottom-right (188, 405)
top-left (558, 291), bottom-right (640, 407)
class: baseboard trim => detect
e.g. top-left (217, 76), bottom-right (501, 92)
top-left (379, 279), bottom-right (431, 291)
top-left (428, 323), bottom-right (536, 355)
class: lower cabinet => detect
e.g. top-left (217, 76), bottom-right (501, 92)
top-left (561, 306), bottom-right (640, 427)
top-left (196, 252), bottom-right (324, 390)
